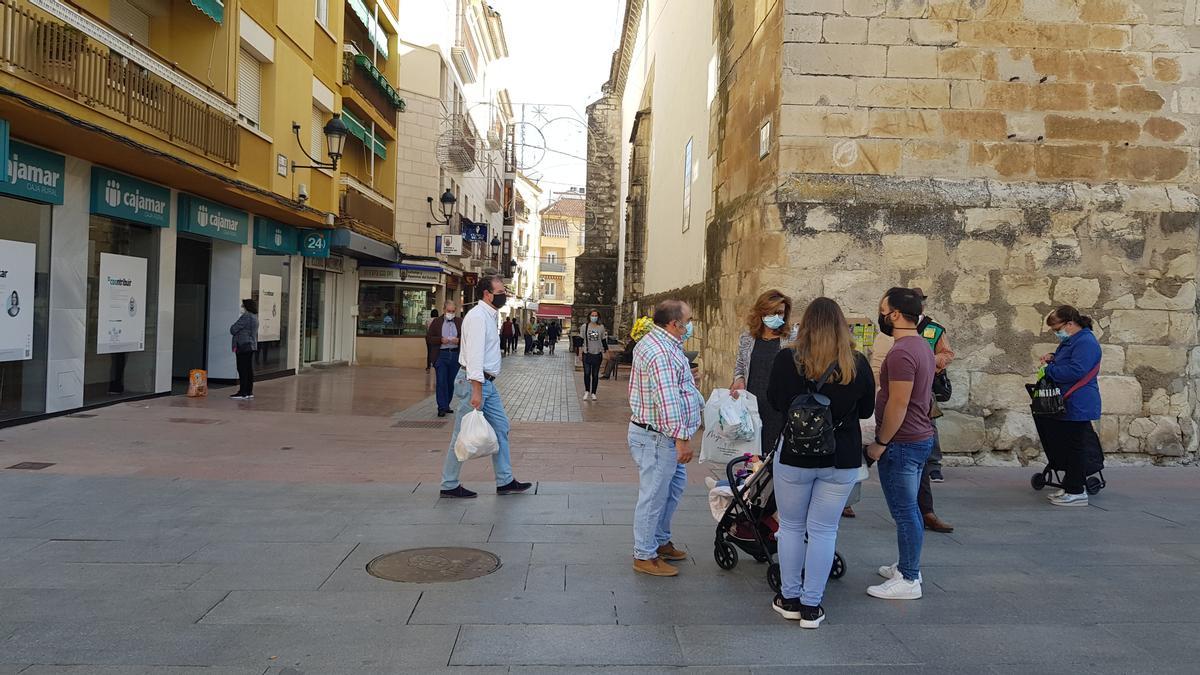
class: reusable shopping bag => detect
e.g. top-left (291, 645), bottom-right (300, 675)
top-left (700, 389), bottom-right (762, 465)
top-left (454, 410), bottom-right (499, 461)
top-left (716, 391), bottom-right (757, 442)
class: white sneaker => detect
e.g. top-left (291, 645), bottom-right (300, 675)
top-left (877, 563), bottom-right (922, 583)
top-left (591, 393), bottom-right (598, 401)
top-left (1050, 492), bottom-right (1088, 507)
top-left (1046, 489), bottom-right (1065, 501)
top-left (867, 576), bottom-right (922, 600)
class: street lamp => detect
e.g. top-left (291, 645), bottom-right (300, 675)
top-left (426, 189), bottom-right (457, 228)
top-left (291, 113), bottom-right (350, 172)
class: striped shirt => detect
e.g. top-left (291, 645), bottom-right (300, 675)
top-left (628, 326), bottom-right (703, 440)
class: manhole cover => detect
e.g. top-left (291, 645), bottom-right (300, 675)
top-left (6, 462), bottom-right (55, 470)
top-left (366, 547), bottom-right (500, 583)
top-left (392, 420), bottom-right (448, 429)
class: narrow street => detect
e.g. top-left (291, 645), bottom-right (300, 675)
top-left (0, 355), bottom-right (1198, 671)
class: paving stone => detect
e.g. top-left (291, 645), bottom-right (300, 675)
top-left (0, 563), bottom-right (212, 590)
top-left (334, 523), bottom-right (493, 544)
top-left (188, 562), bottom-right (342, 591)
top-left (887, 624), bottom-right (1149, 666)
top-left (199, 590), bottom-right (421, 624)
top-left (524, 564), bottom-right (566, 591)
top-left (0, 589), bottom-right (226, 624)
top-left (411, 590), bottom-right (616, 625)
top-left (15, 539), bottom-right (206, 564)
top-left (183, 542), bottom-right (356, 566)
top-left (488, 524), bottom-right (632, 544)
top-left (319, 542), bottom-right (533, 594)
top-left (450, 625), bottom-right (683, 666)
top-left (20, 667), bottom-right (266, 674)
top-left (676, 625), bottom-right (917, 666)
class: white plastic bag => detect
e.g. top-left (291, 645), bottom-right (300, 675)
top-left (700, 389), bottom-right (762, 465)
top-left (717, 395), bottom-right (756, 442)
top-left (454, 410), bottom-right (499, 462)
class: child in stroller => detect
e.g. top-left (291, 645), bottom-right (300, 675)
top-left (711, 450), bottom-right (846, 593)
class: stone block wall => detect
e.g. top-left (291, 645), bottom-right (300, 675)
top-left (700, 0), bottom-right (1200, 464)
top-left (577, 94), bottom-right (623, 331)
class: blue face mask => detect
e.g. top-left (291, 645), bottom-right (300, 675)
top-left (762, 315), bottom-right (785, 330)
top-left (680, 321), bottom-right (694, 341)
top-left (1055, 329), bottom-right (1071, 342)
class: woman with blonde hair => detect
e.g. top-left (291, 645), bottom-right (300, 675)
top-left (729, 289), bottom-right (797, 453)
top-left (766, 297), bottom-right (875, 627)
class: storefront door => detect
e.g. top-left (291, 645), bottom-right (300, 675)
top-left (302, 268), bottom-right (324, 363)
top-left (172, 236), bottom-right (210, 380)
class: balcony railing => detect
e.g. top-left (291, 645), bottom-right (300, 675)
top-left (541, 262), bottom-right (566, 273)
top-left (342, 50), bottom-right (403, 125)
top-left (0, 0), bottom-right (239, 164)
top-left (485, 177), bottom-right (502, 213)
top-left (340, 184), bottom-right (394, 241)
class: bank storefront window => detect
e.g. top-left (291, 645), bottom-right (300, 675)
top-left (252, 218), bottom-right (299, 376)
top-left (84, 216), bottom-right (160, 406)
top-left (0, 196), bottom-right (52, 423)
top-left (358, 283), bottom-right (436, 336)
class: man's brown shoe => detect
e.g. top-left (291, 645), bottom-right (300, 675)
top-left (842, 506), bottom-right (856, 518)
top-left (633, 557), bottom-right (678, 577)
top-left (924, 512), bottom-right (954, 533)
top-left (656, 542), bottom-right (688, 561)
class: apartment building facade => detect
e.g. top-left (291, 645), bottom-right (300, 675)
top-left (537, 190), bottom-right (584, 332)
top-left (0, 0), bottom-right (404, 424)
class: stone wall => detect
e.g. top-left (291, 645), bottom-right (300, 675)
top-left (699, 0), bottom-right (1200, 464)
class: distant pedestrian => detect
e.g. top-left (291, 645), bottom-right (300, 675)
top-left (510, 320), bottom-right (521, 354)
top-left (628, 300), bottom-right (702, 577)
top-left (229, 299), bottom-right (259, 400)
top-left (426, 301), bottom-right (462, 417)
top-left (729, 289), bottom-right (797, 454)
top-left (536, 323), bottom-right (547, 354)
top-left (766, 297), bottom-right (874, 628)
top-left (1039, 305), bottom-right (1103, 507)
top-left (524, 321), bottom-right (535, 354)
top-left (547, 321), bottom-right (561, 355)
top-left (501, 318), bottom-right (515, 356)
top-left (866, 287), bottom-right (936, 601)
top-left (439, 275), bottom-right (531, 498)
top-left (425, 309), bottom-right (441, 372)
top-left (580, 310), bottom-right (608, 401)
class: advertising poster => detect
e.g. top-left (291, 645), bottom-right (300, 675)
top-left (259, 274), bottom-right (282, 342)
top-left (97, 252), bottom-right (147, 354)
top-left (0, 239), bottom-right (36, 362)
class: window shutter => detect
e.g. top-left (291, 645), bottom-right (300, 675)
top-left (110, 0), bottom-right (151, 45)
top-left (311, 106), bottom-right (325, 161)
top-left (237, 49), bottom-right (262, 126)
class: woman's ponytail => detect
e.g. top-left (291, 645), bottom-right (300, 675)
top-left (1047, 305), bottom-right (1093, 330)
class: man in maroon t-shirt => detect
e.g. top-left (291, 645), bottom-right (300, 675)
top-left (865, 287), bottom-right (936, 601)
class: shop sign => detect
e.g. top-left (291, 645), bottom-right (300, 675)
top-left (462, 222), bottom-right (488, 242)
top-left (0, 238), bottom-right (35, 362)
top-left (177, 194), bottom-right (249, 245)
top-left (258, 274), bottom-right (282, 341)
top-left (300, 230), bottom-right (330, 258)
top-left (464, 272), bottom-right (478, 288)
top-left (0, 141), bottom-right (65, 205)
top-left (254, 217), bottom-right (300, 255)
top-left (359, 267), bottom-right (442, 284)
top-left (303, 253), bottom-right (344, 273)
top-left (89, 167), bottom-right (170, 228)
top-left (437, 234), bottom-right (463, 256)
top-left (96, 252), bottom-right (147, 354)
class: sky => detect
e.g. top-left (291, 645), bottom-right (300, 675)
top-left (489, 0), bottom-right (624, 199)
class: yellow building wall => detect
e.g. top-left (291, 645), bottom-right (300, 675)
top-left (277, 0), bottom-right (315, 58)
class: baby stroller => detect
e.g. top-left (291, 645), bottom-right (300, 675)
top-left (712, 448), bottom-right (845, 593)
top-left (1029, 415), bottom-right (1107, 495)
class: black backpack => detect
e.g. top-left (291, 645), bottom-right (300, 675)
top-left (778, 362), bottom-right (840, 466)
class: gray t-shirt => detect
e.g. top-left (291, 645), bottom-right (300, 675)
top-left (581, 323), bottom-right (607, 355)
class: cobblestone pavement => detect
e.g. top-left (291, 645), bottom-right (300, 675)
top-left (1, 358), bottom-right (1198, 671)
top-left (394, 344), bottom-right (583, 423)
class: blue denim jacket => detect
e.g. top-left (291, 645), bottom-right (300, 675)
top-left (1046, 328), bottom-right (1102, 421)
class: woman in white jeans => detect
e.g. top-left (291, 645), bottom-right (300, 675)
top-left (765, 297), bottom-right (876, 628)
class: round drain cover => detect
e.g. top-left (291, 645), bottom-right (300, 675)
top-left (366, 547), bottom-right (501, 583)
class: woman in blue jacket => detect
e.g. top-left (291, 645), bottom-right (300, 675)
top-left (1039, 305), bottom-right (1102, 507)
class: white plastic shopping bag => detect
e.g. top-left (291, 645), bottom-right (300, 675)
top-left (717, 394), bottom-right (756, 442)
top-left (454, 410), bottom-right (499, 462)
top-left (700, 388), bottom-right (762, 465)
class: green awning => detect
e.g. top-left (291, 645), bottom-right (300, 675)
top-left (347, 0), bottom-right (389, 59)
top-left (188, 0), bottom-right (223, 24)
top-left (353, 54), bottom-right (404, 110)
top-left (341, 109), bottom-right (387, 160)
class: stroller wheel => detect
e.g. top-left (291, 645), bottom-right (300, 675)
top-left (714, 542), bottom-right (738, 570)
top-left (1030, 473), bottom-right (1047, 490)
top-left (767, 563), bottom-right (781, 593)
top-left (829, 553), bottom-right (846, 580)
top-left (1086, 476), bottom-right (1103, 495)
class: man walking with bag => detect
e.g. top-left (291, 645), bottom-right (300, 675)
top-left (628, 300), bottom-right (703, 577)
top-left (439, 275), bottom-right (532, 499)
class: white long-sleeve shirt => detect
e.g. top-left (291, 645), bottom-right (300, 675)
top-left (458, 301), bottom-right (502, 382)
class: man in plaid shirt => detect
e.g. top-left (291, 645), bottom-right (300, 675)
top-left (628, 300), bottom-right (703, 577)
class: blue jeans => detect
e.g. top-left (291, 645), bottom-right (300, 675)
top-left (440, 372), bottom-right (514, 489)
top-left (773, 456), bottom-right (857, 605)
top-left (877, 437), bottom-right (936, 582)
top-left (629, 423), bottom-right (687, 560)
top-left (434, 349), bottom-right (459, 412)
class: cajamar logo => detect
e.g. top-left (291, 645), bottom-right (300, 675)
top-left (105, 179), bottom-right (121, 208)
